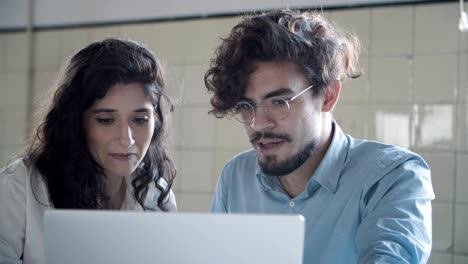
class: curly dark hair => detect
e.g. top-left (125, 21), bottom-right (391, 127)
top-left (23, 38), bottom-right (176, 210)
top-left (204, 9), bottom-right (362, 118)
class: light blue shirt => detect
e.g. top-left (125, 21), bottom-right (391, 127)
top-left (211, 123), bottom-right (434, 264)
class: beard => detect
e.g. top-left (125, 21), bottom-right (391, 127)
top-left (250, 131), bottom-right (319, 176)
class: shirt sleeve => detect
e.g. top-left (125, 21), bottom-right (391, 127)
top-left (356, 158), bottom-right (434, 264)
top-left (0, 164), bottom-right (27, 264)
top-left (210, 162), bottom-right (231, 213)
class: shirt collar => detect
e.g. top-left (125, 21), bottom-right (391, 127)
top-left (307, 121), bottom-right (349, 194)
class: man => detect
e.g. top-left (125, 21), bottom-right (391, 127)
top-left (204, 10), bottom-right (434, 263)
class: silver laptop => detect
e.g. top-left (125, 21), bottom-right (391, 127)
top-left (43, 210), bottom-right (305, 264)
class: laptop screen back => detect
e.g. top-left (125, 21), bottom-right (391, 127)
top-left (44, 210), bottom-right (304, 264)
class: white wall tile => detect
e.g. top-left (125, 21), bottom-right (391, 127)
top-left (456, 154), bottom-right (468, 203)
top-left (428, 252), bottom-right (452, 264)
top-left (340, 55), bottom-right (369, 104)
top-left (214, 16), bottom-right (240, 40)
top-left (460, 28), bottom-right (468, 52)
top-left (119, 23), bottom-right (153, 47)
top-left (164, 64), bottom-right (184, 104)
top-left (454, 255), bottom-right (468, 264)
top-left (420, 153), bottom-right (455, 202)
top-left (411, 104), bottom-right (455, 150)
top-left (33, 30), bottom-right (62, 71)
top-left (413, 54), bottom-right (457, 103)
top-left (179, 106), bottom-right (215, 148)
top-left (151, 21), bottom-right (184, 64)
top-left (330, 9), bottom-right (370, 51)
top-left (454, 204), bottom-right (468, 254)
top-left (6, 32), bottom-right (28, 72)
top-left (88, 26), bottom-right (120, 43)
top-left (415, 3), bottom-right (459, 53)
top-left (168, 150), bottom-right (181, 192)
top-left (0, 35), bottom-right (6, 73)
top-left (0, 72), bottom-right (28, 109)
top-left (334, 104), bottom-right (368, 139)
top-left (2, 110), bottom-right (27, 145)
top-left (180, 64), bottom-right (210, 105)
top-left (214, 117), bottom-right (251, 149)
top-left (369, 56), bottom-right (411, 103)
top-left (460, 53), bottom-right (468, 104)
top-left (32, 70), bottom-right (57, 109)
top-left (432, 202), bottom-right (453, 252)
top-left (167, 105), bottom-right (183, 147)
top-left (0, 145), bottom-right (22, 169)
top-left (60, 28), bottom-right (89, 61)
top-left (178, 150), bottom-right (214, 192)
top-left (177, 192), bottom-right (213, 212)
top-left (456, 104), bottom-right (467, 153)
top-left (0, 111), bottom-right (5, 144)
top-left (370, 6), bottom-right (413, 55)
top-left (181, 18), bottom-right (221, 64)
top-left (368, 104), bottom-right (411, 148)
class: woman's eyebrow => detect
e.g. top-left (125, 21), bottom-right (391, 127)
top-left (89, 108), bottom-right (116, 114)
top-left (133, 108), bottom-right (152, 113)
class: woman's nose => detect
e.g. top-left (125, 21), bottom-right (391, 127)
top-left (117, 123), bottom-right (135, 147)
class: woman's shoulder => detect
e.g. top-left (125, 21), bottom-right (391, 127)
top-left (0, 159), bottom-right (32, 188)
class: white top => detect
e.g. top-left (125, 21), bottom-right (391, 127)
top-left (0, 159), bottom-right (177, 264)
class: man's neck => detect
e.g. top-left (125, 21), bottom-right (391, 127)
top-left (278, 123), bottom-right (335, 198)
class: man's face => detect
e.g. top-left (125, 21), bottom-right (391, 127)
top-left (242, 61), bottom-right (327, 176)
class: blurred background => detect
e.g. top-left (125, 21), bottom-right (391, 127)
top-left (0, 0), bottom-right (467, 263)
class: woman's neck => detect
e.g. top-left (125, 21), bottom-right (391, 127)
top-left (107, 177), bottom-right (127, 210)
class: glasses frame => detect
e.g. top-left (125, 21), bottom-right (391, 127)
top-left (231, 85), bottom-right (314, 125)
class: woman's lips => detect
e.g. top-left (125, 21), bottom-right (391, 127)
top-left (109, 153), bottom-right (135, 161)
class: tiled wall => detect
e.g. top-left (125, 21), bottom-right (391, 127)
top-left (0, 2), bottom-right (466, 263)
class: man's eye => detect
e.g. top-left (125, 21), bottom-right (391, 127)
top-left (96, 118), bottom-right (113, 124)
top-left (234, 103), bottom-right (253, 113)
top-left (271, 98), bottom-right (288, 105)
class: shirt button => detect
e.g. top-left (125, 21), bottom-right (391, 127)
top-left (289, 201), bottom-right (295, 207)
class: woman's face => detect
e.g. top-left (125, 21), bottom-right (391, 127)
top-left (83, 83), bottom-right (156, 180)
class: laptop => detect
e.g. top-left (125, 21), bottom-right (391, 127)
top-left (43, 210), bottom-right (305, 264)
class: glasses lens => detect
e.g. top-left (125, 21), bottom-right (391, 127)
top-left (232, 102), bottom-right (254, 124)
top-left (265, 98), bottom-right (290, 120)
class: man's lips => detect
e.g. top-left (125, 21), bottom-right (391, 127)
top-left (250, 131), bottom-right (292, 145)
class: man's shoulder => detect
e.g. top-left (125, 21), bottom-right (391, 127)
top-left (345, 137), bottom-right (428, 181)
top-left (220, 148), bottom-right (258, 179)
top-left (348, 137), bottom-right (423, 165)
top-left (228, 148), bottom-right (257, 164)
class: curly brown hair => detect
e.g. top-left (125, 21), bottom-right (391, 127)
top-left (205, 9), bottom-right (362, 118)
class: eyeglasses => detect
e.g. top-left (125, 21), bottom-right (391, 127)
top-left (230, 85), bottom-right (313, 124)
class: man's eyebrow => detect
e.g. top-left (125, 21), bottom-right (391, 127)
top-left (240, 87), bottom-right (292, 102)
top-left (262, 87), bottom-right (292, 99)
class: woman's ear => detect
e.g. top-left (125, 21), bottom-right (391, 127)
top-left (322, 80), bottom-right (341, 112)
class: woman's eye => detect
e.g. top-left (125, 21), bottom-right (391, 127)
top-left (133, 117), bottom-right (149, 125)
top-left (96, 118), bottom-right (113, 125)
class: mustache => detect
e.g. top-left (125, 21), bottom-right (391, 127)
top-left (249, 131), bottom-right (292, 144)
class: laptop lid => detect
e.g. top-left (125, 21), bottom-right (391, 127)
top-left (44, 210), bottom-right (305, 264)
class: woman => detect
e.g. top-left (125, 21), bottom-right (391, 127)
top-left (0, 38), bottom-right (177, 264)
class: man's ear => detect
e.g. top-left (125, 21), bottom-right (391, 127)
top-left (322, 80), bottom-right (341, 112)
